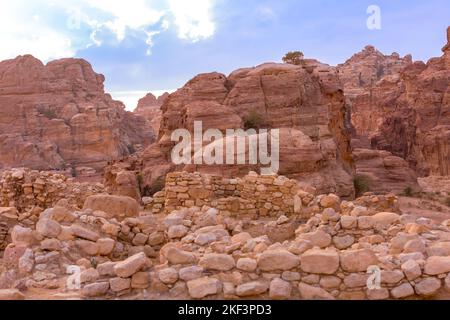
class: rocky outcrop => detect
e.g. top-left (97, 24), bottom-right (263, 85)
top-left (133, 93), bottom-right (169, 136)
top-left (141, 61), bottom-right (355, 198)
top-left (0, 55), bottom-right (154, 173)
top-left (353, 148), bottom-right (419, 194)
top-left (338, 27), bottom-right (450, 177)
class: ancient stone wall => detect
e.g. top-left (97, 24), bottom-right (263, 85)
top-left (147, 172), bottom-right (316, 219)
top-left (0, 168), bottom-right (105, 214)
top-left (1, 171), bottom-right (449, 300)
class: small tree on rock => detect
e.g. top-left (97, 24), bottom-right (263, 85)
top-left (282, 51), bottom-right (304, 65)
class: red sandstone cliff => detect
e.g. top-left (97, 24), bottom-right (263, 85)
top-left (0, 55), bottom-right (155, 173)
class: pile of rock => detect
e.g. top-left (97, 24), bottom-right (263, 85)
top-left (148, 188), bottom-right (450, 300)
top-left (1, 171), bottom-right (450, 300)
top-left (81, 252), bottom-right (151, 298)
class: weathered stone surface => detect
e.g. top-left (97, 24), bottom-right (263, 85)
top-left (199, 254), bottom-right (235, 271)
top-left (131, 272), bottom-right (150, 289)
top-left (83, 195), bottom-right (139, 220)
top-left (82, 282), bottom-right (110, 297)
top-left (36, 219), bottom-right (61, 238)
top-left (424, 256), bottom-right (450, 275)
top-left (390, 283), bottom-right (414, 299)
top-left (165, 247), bottom-right (196, 265)
top-left (236, 281), bottom-right (269, 297)
top-left (97, 262), bottom-right (117, 277)
top-left (366, 288), bottom-right (389, 300)
top-left (236, 258), bottom-right (257, 272)
top-left (0, 289), bottom-right (25, 300)
top-left (187, 277), bottom-right (220, 299)
top-left (401, 260), bottom-right (422, 281)
top-left (257, 250), bottom-right (300, 271)
top-left (114, 252), bottom-right (147, 278)
top-left (179, 266), bottom-right (204, 282)
top-left (333, 235), bottom-right (354, 250)
top-left (168, 225), bottom-right (189, 239)
top-left (343, 273), bottom-right (369, 288)
top-left (298, 283), bottom-right (334, 300)
top-left (371, 212), bottom-right (401, 228)
top-left (158, 268), bottom-right (179, 284)
top-left (340, 249), bottom-right (379, 272)
top-left (297, 230), bottom-right (332, 248)
top-left (415, 278), bottom-right (442, 296)
top-left (269, 278), bottom-right (291, 300)
top-left (300, 249), bottom-right (339, 274)
top-left (11, 225), bottom-right (34, 245)
top-left (70, 224), bottom-right (100, 242)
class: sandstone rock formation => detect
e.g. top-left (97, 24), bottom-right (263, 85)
top-left (338, 28), bottom-right (450, 177)
top-left (353, 148), bottom-right (419, 194)
top-left (0, 55), bottom-right (155, 173)
top-left (133, 92), bottom-right (169, 136)
top-left (141, 61), bottom-right (355, 198)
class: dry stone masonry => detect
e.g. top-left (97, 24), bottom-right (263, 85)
top-left (1, 171), bottom-right (450, 300)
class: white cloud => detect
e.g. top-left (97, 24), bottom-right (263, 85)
top-left (168, 0), bottom-right (215, 42)
top-left (0, 0), bottom-right (217, 62)
top-left (0, 2), bottom-right (74, 61)
top-left (257, 5), bottom-right (277, 22)
top-left (83, 0), bottom-right (165, 41)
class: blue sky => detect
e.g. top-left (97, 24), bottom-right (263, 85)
top-left (1, 0), bottom-right (449, 109)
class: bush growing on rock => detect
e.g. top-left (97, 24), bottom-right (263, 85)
top-left (403, 186), bottom-right (413, 197)
top-left (282, 51), bottom-right (304, 65)
top-left (353, 174), bottom-right (372, 197)
top-left (243, 109), bottom-right (266, 130)
top-left (144, 175), bottom-right (165, 197)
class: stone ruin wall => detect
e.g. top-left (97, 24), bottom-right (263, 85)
top-left (149, 171), bottom-right (316, 219)
top-left (0, 170), bottom-right (450, 300)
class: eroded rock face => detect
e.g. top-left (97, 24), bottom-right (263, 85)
top-left (353, 148), bottom-right (419, 194)
top-left (133, 93), bottom-right (169, 136)
top-left (338, 28), bottom-right (450, 177)
top-left (0, 55), bottom-right (154, 173)
top-left (141, 62), bottom-right (355, 197)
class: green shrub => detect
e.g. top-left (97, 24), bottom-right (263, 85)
top-left (403, 186), bottom-right (413, 197)
top-left (40, 109), bottom-right (58, 119)
top-left (143, 175), bottom-right (165, 196)
top-left (127, 144), bottom-right (136, 154)
top-left (353, 174), bottom-right (372, 197)
top-left (282, 51), bottom-right (304, 65)
top-left (244, 110), bottom-right (266, 130)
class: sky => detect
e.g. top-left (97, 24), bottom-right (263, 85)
top-left (1, 0), bottom-right (449, 110)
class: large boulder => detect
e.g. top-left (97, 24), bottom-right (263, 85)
top-left (83, 195), bottom-right (139, 220)
top-left (257, 250), bottom-right (300, 271)
top-left (340, 249), bottom-right (379, 272)
top-left (114, 252), bottom-right (148, 278)
top-left (300, 249), bottom-right (339, 274)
